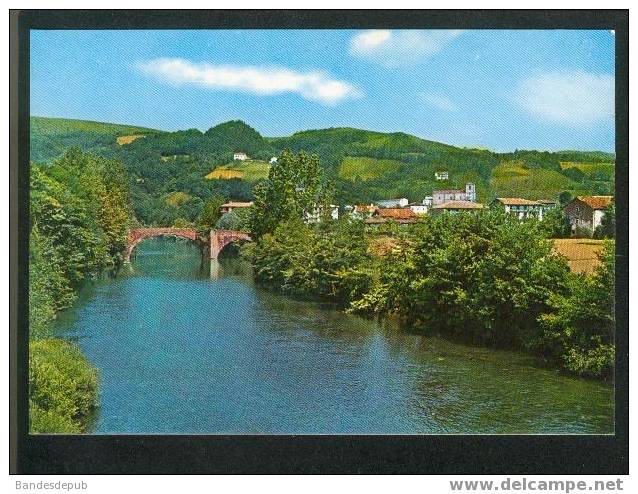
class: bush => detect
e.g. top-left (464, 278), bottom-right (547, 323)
top-left (538, 241), bottom-right (615, 378)
top-left (29, 339), bottom-right (99, 433)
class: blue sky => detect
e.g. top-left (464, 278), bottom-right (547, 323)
top-left (31, 29), bottom-right (615, 152)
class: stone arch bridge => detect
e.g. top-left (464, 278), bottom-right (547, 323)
top-left (125, 227), bottom-right (251, 262)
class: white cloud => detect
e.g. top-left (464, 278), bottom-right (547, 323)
top-left (420, 92), bottom-right (458, 112)
top-left (515, 71), bottom-right (614, 126)
top-left (137, 58), bottom-right (362, 105)
top-left (349, 30), bottom-right (463, 67)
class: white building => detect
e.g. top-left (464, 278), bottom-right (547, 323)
top-left (422, 196), bottom-right (433, 207)
top-left (409, 203), bottom-right (429, 215)
top-left (435, 171), bottom-right (449, 180)
top-left (269, 157), bottom-right (278, 164)
top-left (304, 204), bottom-right (339, 223)
top-left (432, 183), bottom-right (476, 205)
top-left (377, 198), bottom-right (409, 208)
top-left (233, 152), bottom-right (248, 161)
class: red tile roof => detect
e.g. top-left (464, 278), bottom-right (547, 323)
top-left (374, 208), bottom-right (417, 219)
top-left (493, 197), bottom-right (540, 206)
top-left (432, 200), bottom-right (485, 210)
top-left (354, 204), bottom-right (377, 213)
top-left (576, 196), bottom-right (613, 210)
top-left (221, 201), bottom-right (253, 208)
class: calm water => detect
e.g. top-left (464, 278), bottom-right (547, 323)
top-left (55, 237), bottom-right (614, 434)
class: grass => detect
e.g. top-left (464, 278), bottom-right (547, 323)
top-left (559, 162), bottom-right (615, 180)
top-left (339, 157), bottom-right (403, 181)
top-left (205, 160), bottom-right (270, 181)
top-left (117, 135), bottom-right (146, 145)
top-left (552, 238), bottom-right (605, 274)
top-left (490, 161), bottom-right (578, 200)
top-left (164, 191), bottom-right (192, 207)
top-left (31, 116), bottom-right (160, 136)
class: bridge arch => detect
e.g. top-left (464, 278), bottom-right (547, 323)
top-left (210, 230), bottom-right (252, 260)
top-left (125, 227), bottom-right (203, 262)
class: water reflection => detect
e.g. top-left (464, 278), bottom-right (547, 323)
top-left (55, 236), bottom-right (614, 434)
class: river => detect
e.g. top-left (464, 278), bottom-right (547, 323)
top-left (55, 237), bottom-right (614, 434)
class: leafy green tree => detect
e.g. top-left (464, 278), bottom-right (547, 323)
top-left (29, 339), bottom-right (99, 433)
top-left (250, 150), bottom-right (327, 237)
top-left (595, 203), bottom-right (615, 239)
top-left (559, 191), bottom-right (573, 205)
top-left (538, 241), bottom-right (615, 377)
top-left (539, 207), bottom-right (571, 238)
top-left (29, 148), bottom-right (132, 432)
top-left (196, 195), bottom-right (226, 232)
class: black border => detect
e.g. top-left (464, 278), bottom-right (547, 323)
top-left (10, 9), bottom-right (629, 475)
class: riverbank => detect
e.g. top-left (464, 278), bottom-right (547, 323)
top-left (54, 242), bottom-right (613, 434)
top-left (244, 212), bottom-right (615, 379)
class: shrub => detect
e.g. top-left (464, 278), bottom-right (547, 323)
top-left (29, 339), bottom-right (99, 433)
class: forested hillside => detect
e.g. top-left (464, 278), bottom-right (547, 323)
top-left (31, 116), bottom-right (615, 226)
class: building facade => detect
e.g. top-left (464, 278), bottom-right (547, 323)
top-left (377, 198), bottom-right (409, 208)
top-left (434, 171), bottom-right (449, 180)
top-left (490, 198), bottom-right (545, 219)
top-left (220, 201), bottom-right (254, 214)
top-left (563, 196), bottom-right (613, 233)
top-left (432, 183), bottom-right (476, 205)
top-left (233, 152), bottom-right (248, 161)
top-left (409, 203), bottom-right (429, 215)
top-left (430, 200), bottom-right (484, 215)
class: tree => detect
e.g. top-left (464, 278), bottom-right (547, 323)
top-left (249, 150), bottom-right (326, 237)
top-left (539, 207), bottom-right (571, 238)
top-left (594, 202), bottom-right (615, 239)
top-left (559, 191), bottom-right (573, 205)
top-left (538, 241), bottom-right (615, 377)
top-left (196, 195), bottom-right (226, 232)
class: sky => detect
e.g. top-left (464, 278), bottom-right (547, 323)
top-left (30, 29), bottom-right (615, 152)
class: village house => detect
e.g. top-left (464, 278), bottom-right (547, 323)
top-left (304, 204), bottom-right (339, 223)
top-left (563, 196), bottom-right (613, 233)
top-left (430, 200), bottom-right (485, 215)
top-left (432, 183), bottom-right (476, 205)
top-left (350, 204), bottom-right (377, 220)
top-left (233, 152), bottom-right (248, 161)
top-left (422, 196), bottom-right (433, 207)
top-left (219, 201), bottom-right (254, 214)
top-left (376, 198), bottom-right (409, 208)
top-left (490, 198), bottom-right (545, 220)
top-left (365, 208), bottom-right (418, 224)
top-left (408, 202), bottom-right (429, 215)
top-left (269, 157), bottom-right (278, 164)
top-left (434, 170), bottom-right (449, 180)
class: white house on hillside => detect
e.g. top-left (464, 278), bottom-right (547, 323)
top-left (377, 198), bottom-right (409, 208)
top-left (435, 171), bottom-right (449, 180)
top-left (409, 203), bottom-right (429, 215)
top-left (269, 157), bottom-right (278, 164)
top-left (233, 152), bottom-right (248, 161)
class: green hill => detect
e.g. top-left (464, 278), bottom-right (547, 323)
top-left (30, 116), bottom-right (615, 226)
top-left (30, 116), bottom-right (162, 163)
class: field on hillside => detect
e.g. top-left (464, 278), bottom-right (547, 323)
top-left (339, 157), bottom-right (403, 181)
top-left (206, 160), bottom-right (270, 181)
top-left (560, 161), bottom-right (615, 180)
top-left (117, 135), bottom-right (146, 145)
top-left (552, 238), bottom-right (605, 274)
top-left (490, 161), bottom-right (580, 200)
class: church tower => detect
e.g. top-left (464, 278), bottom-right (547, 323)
top-left (465, 182), bottom-right (476, 202)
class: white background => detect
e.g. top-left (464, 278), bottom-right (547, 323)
top-left (3, 0), bottom-right (634, 490)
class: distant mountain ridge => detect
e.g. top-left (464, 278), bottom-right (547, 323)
top-left (30, 116), bottom-right (615, 226)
